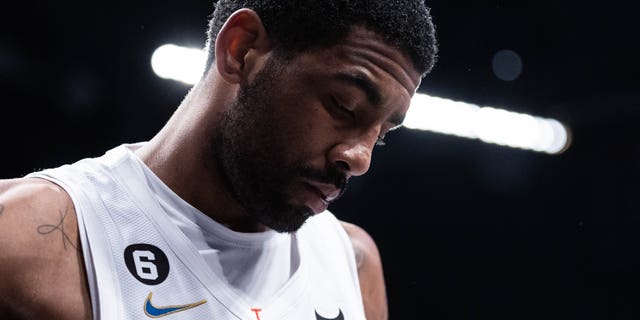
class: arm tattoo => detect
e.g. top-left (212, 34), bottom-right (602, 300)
top-left (37, 206), bottom-right (79, 251)
top-left (0, 204), bottom-right (4, 216)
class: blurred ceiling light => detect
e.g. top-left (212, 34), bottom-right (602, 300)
top-left (406, 94), bottom-right (570, 154)
top-left (151, 44), bottom-right (571, 154)
top-left (151, 44), bottom-right (206, 85)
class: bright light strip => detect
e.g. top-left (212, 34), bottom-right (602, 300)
top-left (151, 44), bottom-right (571, 154)
top-left (406, 94), bottom-right (570, 154)
top-left (151, 44), bottom-right (207, 85)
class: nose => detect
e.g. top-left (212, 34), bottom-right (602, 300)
top-left (328, 132), bottom-right (377, 177)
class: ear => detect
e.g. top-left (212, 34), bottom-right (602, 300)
top-left (215, 9), bottom-right (271, 84)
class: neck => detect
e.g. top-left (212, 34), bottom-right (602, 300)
top-left (135, 71), bottom-right (266, 233)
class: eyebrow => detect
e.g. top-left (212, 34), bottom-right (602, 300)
top-left (333, 72), bottom-right (406, 127)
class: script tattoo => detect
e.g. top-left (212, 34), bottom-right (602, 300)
top-left (37, 206), bottom-right (79, 251)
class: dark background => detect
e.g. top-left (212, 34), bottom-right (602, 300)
top-left (3, 1), bottom-right (639, 319)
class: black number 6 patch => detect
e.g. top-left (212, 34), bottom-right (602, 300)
top-left (124, 244), bottom-right (170, 285)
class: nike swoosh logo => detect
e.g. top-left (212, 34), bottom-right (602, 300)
top-left (315, 309), bottom-right (344, 320)
top-left (144, 292), bottom-right (207, 318)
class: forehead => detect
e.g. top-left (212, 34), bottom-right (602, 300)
top-left (328, 26), bottom-right (422, 96)
top-left (285, 26), bottom-right (422, 97)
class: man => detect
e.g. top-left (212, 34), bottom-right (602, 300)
top-left (0, 0), bottom-right (437, 319)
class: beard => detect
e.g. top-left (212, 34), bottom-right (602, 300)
top-left (213, 56), bottom-right (347, 233)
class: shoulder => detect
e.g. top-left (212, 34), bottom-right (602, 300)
top-left (0, 178), bottom-right (75, 251)
top-left (0, 177), bottom-right (72, 210)
top-left (0, 178), bottom-right (90, 319)
top-left (340, 220), bottom-right (388, 320)
top-left (0, 177), bottom-right (76, 290)
top-left (0, 178), bottom-right (75, 248)
top-left (339, 220), bottom-right (380, 268)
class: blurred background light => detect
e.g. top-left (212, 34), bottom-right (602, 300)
top-left (152, 44), bottom-right (570, 154)
top-left (492, 49), bottom-right (523, 81)
top-left (151, 44), bottom-right (206, 85)
top-left (406, 95), bottom-right (571, 154)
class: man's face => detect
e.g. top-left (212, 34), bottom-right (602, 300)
top-left (215, 26), bottom-right (421, 233)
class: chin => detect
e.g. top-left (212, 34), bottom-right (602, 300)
top-left (259, 205), bottom-right (314, 233)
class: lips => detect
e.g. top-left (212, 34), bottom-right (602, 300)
top-left (293, 179), bottom-right (343, 214)
top-left (304, 181), bottom-right (342, 203)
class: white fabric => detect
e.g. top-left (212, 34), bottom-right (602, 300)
top-left (28, 143), bottom-right (365, 320)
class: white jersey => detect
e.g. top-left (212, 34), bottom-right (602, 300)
top-left (28, 144), bottom-right (366, 320)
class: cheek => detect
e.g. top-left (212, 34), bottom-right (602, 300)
top-left (271, 99), bottom-right (335, 161)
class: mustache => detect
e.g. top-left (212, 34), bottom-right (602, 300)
top-left (297, 163), bottom-right (348, 197)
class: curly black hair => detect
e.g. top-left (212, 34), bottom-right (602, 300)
top-left (205, 0), bottom-right (438, 76)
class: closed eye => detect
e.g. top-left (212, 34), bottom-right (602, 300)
top-left (329, 97), bottom-right (355, 121)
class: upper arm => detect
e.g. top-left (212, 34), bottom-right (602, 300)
top-left (0, 178), bottom-right (90, 318)
top-left (0, 178), bottom-right (71, 305)
top-left (341, 221), bottom-right (388, 320)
